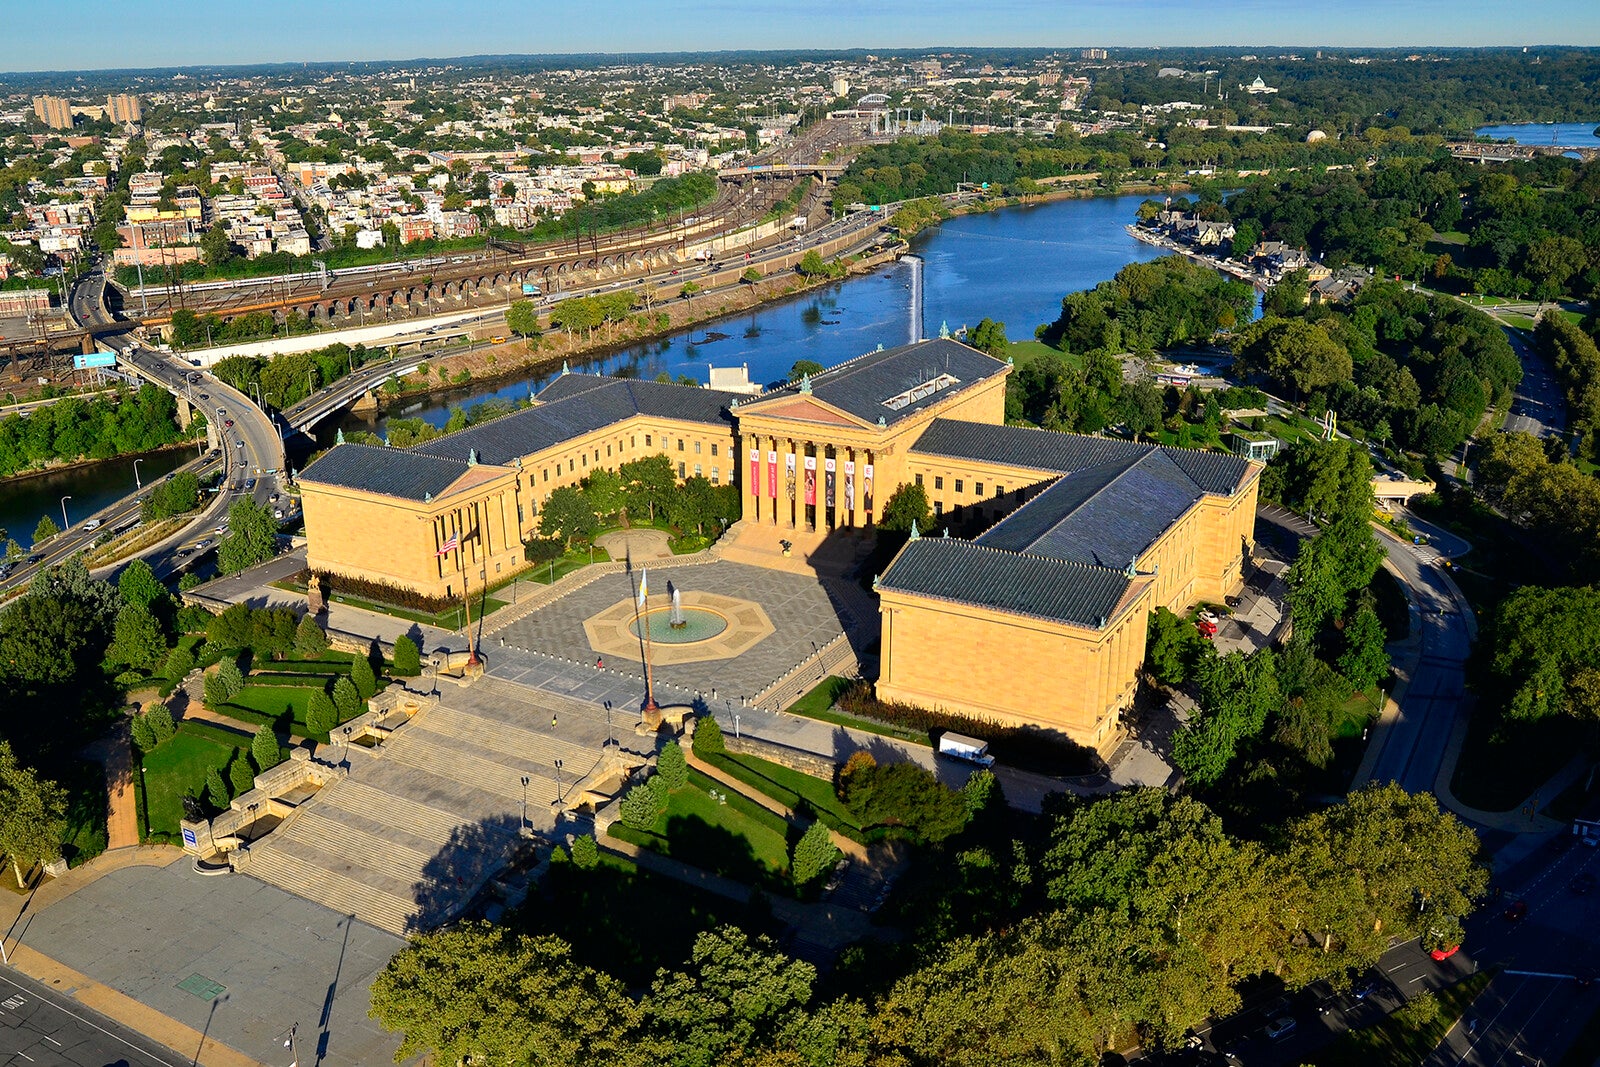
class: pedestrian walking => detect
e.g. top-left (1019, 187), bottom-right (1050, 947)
top-left (596, 656), bottom-right (603, 669)
top-left (551, 714), bottom-right (558, 730)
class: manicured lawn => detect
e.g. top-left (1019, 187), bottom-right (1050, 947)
top-left (140, 724), bottom-right (243, 836)
top-left (783, 676), bottom-right (927, 745)
top-left (608, 769), bottom-right (793, 888)
top-left (705, 749), bottom-right (861, 833)
top-left (1316, 972), bottom-right (1490, 1067)
top-left (1006, 339), bottom-right (1083, 370)
top-left (59, 758), bottom-right (108, 867)
top-left (1332, 686), bottom-right (1383, 740)
top-left (225, 684), bottom-right (318, 724)
top-left (522, 546), bottom-right (613, 585)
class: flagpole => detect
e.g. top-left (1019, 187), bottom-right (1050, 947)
top-left (635, 569), bottom-right (657, 713)
top-left (456, 513), bottom-right (478, 667)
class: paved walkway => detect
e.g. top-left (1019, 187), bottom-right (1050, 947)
top-left (594, 527), bottom-right (672, 561)
top-left (84, 718), bottom-right (141, 851)
top-left (0, 847), bottom-right (267, 1067)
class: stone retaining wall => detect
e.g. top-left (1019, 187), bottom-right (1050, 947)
top-left (720, 730), bottom-right (839, 780)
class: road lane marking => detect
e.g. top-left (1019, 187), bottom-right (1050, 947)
top-left (43, 1036), bottom-right (60, 1045)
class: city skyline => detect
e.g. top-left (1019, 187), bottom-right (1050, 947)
top-left (5, 0), bottom-right (1600, 74)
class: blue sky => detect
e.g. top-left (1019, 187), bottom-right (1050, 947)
top-left (5, 0), bottom-right (1598, 72)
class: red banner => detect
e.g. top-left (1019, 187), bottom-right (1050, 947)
top-left (804, 455), bottom-right (817, 506)
top-left (749, 448), bottom-right (760, 494)
top-left (766, 450), bottom-right (778, 498)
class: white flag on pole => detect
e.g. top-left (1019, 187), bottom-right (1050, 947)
top-left (637, 569), bottom-right (648, 608)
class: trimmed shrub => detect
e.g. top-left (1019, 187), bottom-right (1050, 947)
top-left (350, 652), bottom-right (377, 699)
top-left (306, 690), bottom-right (337, 736)
top-left (215, 658), bottom-right (244, 699)
top-left (658, 739), bottom-right (687, 791)
top-left (146, 704), bottom-right (176, 745)
top-left (293, 614), bottom-right (328, 658)
top-left (619, 782), bottom-right (662, 828)
top-left (392, 635), bottom-right (421, 677)
top-left (203, 673), bottom-right (230, 707)
top-left (315, 570), bottom-right (458, 614)
top-left (332, 676), bottom-right (361, 720)
top-left (251, 725), bottom-right (283, 771)
top-left (791, 820), bottom-right (841, 890)
top-left (228, 755), bottom-right (256, 796)
top-left (692, 713), bottom-right (725, 757)
top-left (570, 833), bottom-right (599, 869)
top-left (205, 768), bottom-right (230, 812)
top-left (130, 713), bottom-right (157, 752)
top-left (162, 645), bottom-right (195, 682)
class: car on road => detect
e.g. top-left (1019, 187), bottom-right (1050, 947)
top-left (216, 406), bottom-right (225, 415)
top-left (1351, 977), bottom-right (1378, 1000)
top-left (83, 519), bottom-right (100, 531)
top-left (1504, 899), bottom-right (1529, 921)
top-left (215, 525), bottom-right (228, 535)
top-left (224, 419), bottom-right (234, 428)
top-left (1429, 944), bottom-right (1461, 961)
top-left (273, 508), bottom-right (285, 519)
top-left (1263, 1016), bottom-right (1297, 1040)
top-left (199, 392), bottom-right (209, 400)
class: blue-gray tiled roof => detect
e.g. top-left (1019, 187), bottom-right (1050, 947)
top-left (976, 450), bottom-right (1203, 568)
top-left (298, 443), bottom-right (470, 502)
top-left (756, 338), bottom-right (1009, 426)
top-left (409, 375), bottom-right (740, 466)
top-left (878, 538), bottom-right (1133, 629)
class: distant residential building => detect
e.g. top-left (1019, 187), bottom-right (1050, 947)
top-left (105, 94), bottom-right (142, 124)
top-left (32, 95), bottom-right (72, 130)
top-left (1081, 48), bottom-right (1108, 60)
top-left (0, 289), bottom-right (51, 316)
top-left (831, 76), bottom-right (850, 98)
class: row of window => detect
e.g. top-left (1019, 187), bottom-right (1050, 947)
top-left (915, 472), bottom-right (1004, 499)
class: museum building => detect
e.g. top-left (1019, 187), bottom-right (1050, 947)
top-left (298, 338), bottom-right (1260, 753)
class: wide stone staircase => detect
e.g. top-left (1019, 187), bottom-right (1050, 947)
top-left (237, 678), bottom-right (620, 935)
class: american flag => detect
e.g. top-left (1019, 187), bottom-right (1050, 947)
top-left (435, 533), bottom-right (459, 556)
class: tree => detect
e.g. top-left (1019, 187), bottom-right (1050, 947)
top-left (791, 820), bottom-right (841, 890)
top-left (117, 559), bottom-right (167, 612)
top-left (570, 833), bottom-right (599, 869)
top-left (878, 482), bottom-right (932, 535)
top-left (840, 757), bottom-right (969, 842)
top-left (505, 299), bottom-right (540, 337)
top-left (679, 280), bottom-right (701, 306)
top-left (200, 222), bottom-right (235, 268)
top-left (293, 614), bottom-right (328, 658)
top-left (1339, 596), bottom-right (1391, 692)
top-left (215, 658), bottom-right (244, 699)
top-left (369, 924), bottom-right (644, 1067)
top-left (693, 713), bottom-right (724, 757)
top-left (229, 754), bottom-right (255, 796)
top-left (392, 635), bottom-right (421, 676)
top-left (741, 267), bottom-right (762, 284)
top-left (1146, 606), bottom-right (1211, 687)
top-left (0, 742), bottom-right (67, 884)
top-left (162, 644), bottom-right (195, 682)
top-left (130, 713), bottom-right (156, 752)
top-left (251, 725), bottom-right (282, 771)
top-left (619, 454), bottom-right (676, 522)
top-left (1489, 585), bottom-right (1600, 721)
top-left (789, 359), bottom-right (825, 382)
top-left (217, 499), bottom-right (279, 575)
top-left (538, 486), bottom-right (598, 548)
top-left (657, 739), bottom-right (688, 791)
top-left (146, 703), bottom-right (175, 744)
top-left (205, 767), bottom-right (230, 811)
top-left (106, 604), bottom-right (166, 672)
top-left (580, 468), bottom-right (628, 521)
top-left (32, 514), bottom-right (58, 543)
top-left (1172, 650), bottom-right (1280, 785)
top-left (619, 781), bottom-right (663, 829)
top-left (1235, 317), bottom-right (1353, 398)
top-left (306, 690), bottom-right (337, 736)
top-left (797, 250), bottom-right (827, 277)
top-left (350, 651), bottom-right (378, 699)
top-left (332, 675), bottom-right (361, 720)
top-left (1286, 516), bottom-right (1385, 638)
top-left (968, 317), bottom-right (1009, 357)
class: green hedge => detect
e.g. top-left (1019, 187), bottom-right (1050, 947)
top-left (702, 751), bottom-right (863, 838)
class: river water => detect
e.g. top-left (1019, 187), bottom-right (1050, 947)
top-left (335, 192), bottom-right (1168, 438)
top-left (1473, 122), bottom-right (1600, 148)
top-left (0, 446), bottom-right (196, 551)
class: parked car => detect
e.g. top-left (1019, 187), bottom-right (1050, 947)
top-left (1504, 899), bottom-right (1529, 922)
top-left (1264, 1016), bottom-right (1297, 1040)
top-left (1429, 944), bottom-right (1461, 961)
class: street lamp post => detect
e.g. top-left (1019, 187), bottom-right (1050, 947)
top-left (60, 495), bottom-right (72, 530)
top-left (284, 1022), bottom-right (299, 1067)
top-left (554, 759), bottom-right (564, 804)
top-left (132, 457), bottom-right (144, 490)
top-left (520, 775), bottom-right (529, 831)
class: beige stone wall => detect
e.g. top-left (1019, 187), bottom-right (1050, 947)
top-left (876, 581), bottom-right (1151, 757)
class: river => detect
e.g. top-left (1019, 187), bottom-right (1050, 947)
top-left (1474, 121), bottom-right (1600, 148)
top-left (0, 446), bottom-right (197, 551)
top-left (333, 192), bottom-right (1169, 438)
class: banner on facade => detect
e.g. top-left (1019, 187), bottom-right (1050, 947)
top-left (767, 451), bottom-right (778, 498)
top-left (844, 460), bottom-right (855, 512)
top-left (863, 463), bottom-right (874, 513)
top-left (749, 448), bottom-right (760, 493)
top-left (804, 455), bottom-right (817, 506)
top-left (785, 453), bottom-right (796, 499)
top-left (824, 457), bottom-right (836, 509)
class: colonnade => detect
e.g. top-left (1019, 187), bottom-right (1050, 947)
top-left (741, 434), bottom-right (877, 532)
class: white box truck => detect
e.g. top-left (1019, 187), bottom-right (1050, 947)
top-left (937, 731), bottom-right (995, 768)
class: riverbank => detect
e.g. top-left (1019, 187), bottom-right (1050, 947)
top-left (1125, 223), bottom-right (1267, 288)
top-left (356, 242), bottom-right (906, 416)
top-left (0, 436), bottom-right (202, 486)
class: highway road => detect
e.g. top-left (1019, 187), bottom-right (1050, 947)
top-left (0, 967), bottom-right (185, 1067)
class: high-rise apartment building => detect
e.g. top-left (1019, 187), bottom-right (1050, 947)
top-left (106, 94), bottom-right (143, 124)
top-left (32, 95), bottom-right (72, 130)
